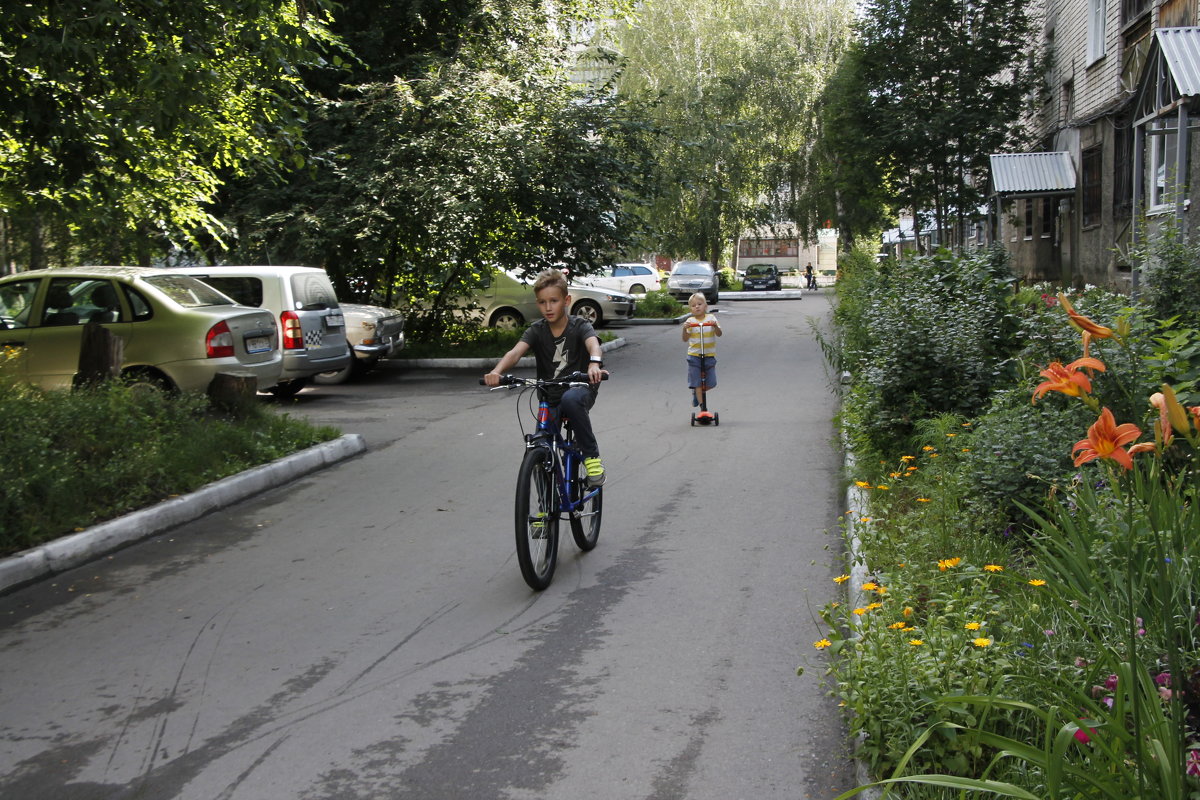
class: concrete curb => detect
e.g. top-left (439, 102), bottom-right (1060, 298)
top-left (0, 434), bottom-right (367, 596)
top-left (844, 440), bottom-right (884, 800)
top-left (397, 336), bottom-right (627, 370)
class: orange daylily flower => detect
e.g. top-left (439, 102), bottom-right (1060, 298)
top-left (1072, 408), bottom-right (1144, 470)
top-left (1032, 358), bottom-right (1106, 403)
top-left (1149, 392), bottom-right (1175, 448)
top-left (1058, 293), bottom-right (1114, 339)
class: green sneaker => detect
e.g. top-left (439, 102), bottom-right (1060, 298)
top-left (530, 511), bottom-right (547, 537)
top-left (584, 456), bottom-right (605, 487)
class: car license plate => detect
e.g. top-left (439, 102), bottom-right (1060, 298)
top-left (245, 335), bottom-right (271, 354)
top-left (325, 313), bottom-right (344, 328)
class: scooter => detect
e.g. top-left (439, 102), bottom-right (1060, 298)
top-left (690, 320), bottom-right (719, 427)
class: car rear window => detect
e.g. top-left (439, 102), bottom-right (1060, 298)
top-left (674, 262), bottom-right (712, 275)
top-left (198, 276), bottom-right (264, 307)
top-left (290, 272), bottom-right (338, 311)
top-left (747, 265), bottom-right (773, 276)
top-left (144, 275), bottom-right (236, 308)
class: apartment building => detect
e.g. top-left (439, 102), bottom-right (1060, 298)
top-left (990, 0), bottom-right (1200, 290)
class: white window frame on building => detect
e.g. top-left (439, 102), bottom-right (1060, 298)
top-left (1088, 0), bottom-right (1107, 64)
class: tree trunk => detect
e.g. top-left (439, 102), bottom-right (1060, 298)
top-left (207, 371), bottom-right (258, 416)
top-left (73, 321), bottom-right (123, 388)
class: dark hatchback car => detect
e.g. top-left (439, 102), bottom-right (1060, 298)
top-left (742, 263), bottom-right (782, 291)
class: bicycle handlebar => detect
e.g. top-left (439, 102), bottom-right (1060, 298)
top-left (479, 371), bottom-right (609, 387)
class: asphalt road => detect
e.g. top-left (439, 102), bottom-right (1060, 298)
top-left (0, 294), bottom-right (856, 799)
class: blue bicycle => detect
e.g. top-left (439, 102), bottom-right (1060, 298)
top-left (482, 372), bottom-right (605, 590)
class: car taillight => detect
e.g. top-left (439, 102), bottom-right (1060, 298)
top-left (206, 320), bottom-right (235, 358)
top-left (281, 310), bottom-right (304, 350)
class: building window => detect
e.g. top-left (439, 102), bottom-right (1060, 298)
top-left (1082, 146), bottom-right (1102, 227)
top-left (1042, 197), bottom-right (1056, 238)
top-left (1088, 0), bottom-right (1106, 64)
top-left (1114, 121), bottom-right (1132, 218)
top-left (1147, 117), bottom-right (1182, 210)
top-left (1061, 81), bottom-right (1074, 125)
top-left (1122, 0), bottom-right (1151, 24)
top-left (1024, 200), bottom-right (1034, 239)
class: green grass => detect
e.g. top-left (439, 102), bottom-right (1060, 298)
top-left (0, 379), bottom-right (338, 556)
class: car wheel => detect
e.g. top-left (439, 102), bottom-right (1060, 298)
top-left (120, 367), bottom-right (175, 397)
top-left (268, 377), bottom-right (308, 398)
top-left (629, 283), bottom-right (646, 294)
top-left (489, 308), bottom-right (525, 330)
top-left (707, 292), bottom-right (719, 305)
top-left (313, 347), bottom-right (360, 385)
top-left (572, 300), bottom-right (602, 326)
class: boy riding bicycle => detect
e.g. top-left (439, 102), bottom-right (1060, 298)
top-left (483, 269), bottom-right (607, 486)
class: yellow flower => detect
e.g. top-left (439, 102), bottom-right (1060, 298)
top-left (946, 433), bottom-right (957, 438)
top-left (889, 472), bottom-right (902, 478)
top-left (833, 574), bottom-right (850, 584)
top-left (855, 480), bottom-right (871, 488)
top-left (902, 625), bottom-right (915, 632)
top-left (903, 606), bottom-right (914, 617)
top-left (938, 557), bottom-right (962, 571)
top-left (1028, 579), bottom-right (1047, 587)
top-left (984, 564), bottom-right (1004, 572)
top-left (909, 639), bottom-right (924, 646)
top-left (964, 622), bottom-right (982, 630)
top-left (813, 638), bottom-right (832, 649)
top-left (859, 517), bottom-right (872, 523)
top-left (866, 602), bottom-right (883, 610)
top-left (961, 448), bottom-right (971, 452)
top-left (876, 485), bottom-right (890, 490)
top-left (875, 585), bottom-right (888, 594)
top-left (852, 607), bottom-right (868, 616)
top-left (972, 637), bottom-right (992, 647)
top-left (901, 455), bottom-right (915, 462)
top-left (923, 445), bottom-right (936, 452)
top-left (888, 622), bottom-right (907, 629)
top-left (916, 497), bottom-right (932, 502)
top-left (928, 453), bottom-right (940, 458)
top-left (860, 581), bottom-right (878, 591)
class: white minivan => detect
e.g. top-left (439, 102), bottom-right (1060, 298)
top-left (175, 266), bottom-right (351, 397)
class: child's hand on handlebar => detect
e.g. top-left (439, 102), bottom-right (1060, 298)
top-left (587, 363), bottom-right (606, 384)
top-left (483, 371), bottom-right (502, 387)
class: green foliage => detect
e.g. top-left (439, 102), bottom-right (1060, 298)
top-left (0, 0), bottom-right (337, 265)
top-left (0, 380), bottom-right (336, 554)
top-left (836, 247), bottom-right (1018, 453)
top-left (1132, 226), bottom-right (1200, 323)
top-left (633, 290), bottom-right (687, 319)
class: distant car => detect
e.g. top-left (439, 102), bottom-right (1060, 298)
top-left (579, 263), bottom-right (661, 295)
top-left (666, 261), bottom-right (719, 304)
top-left (742, 263), bottom-right (782, 291)
top-left (313, 302), bottom-right (406, 385)
top-left (0, 267), bottom-right (282, 393)
top-left (451, 270), bottom-right (636, 329)
top-left (174, 266), bottom-right (351, 397)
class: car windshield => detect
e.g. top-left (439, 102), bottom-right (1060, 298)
top-left (674, 262), bottom-right (712, 275)
top-left (290, 272), bottom-right (339, 311)
top-left (144, 275), bottom-right (236, 307)
top-left (746, 265), bottom-right (774, 276)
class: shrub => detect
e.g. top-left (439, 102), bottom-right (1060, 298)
top-left (634, 289), bottom-right (686, 318)
top-left (0, 380), bottom-right (336, 554)
top-left (1131, 225), bottom-right (1200, 322)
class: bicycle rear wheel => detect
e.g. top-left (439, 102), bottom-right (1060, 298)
top-left (515, 446), bottom-right (559, 590)
top-left (569, 458), bottom-right (602, 551)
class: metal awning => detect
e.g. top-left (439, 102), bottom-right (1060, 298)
top-left (988, 152), bottom-right (1076, 198)
top-left (1133, 26), bottom-right (1200, 125)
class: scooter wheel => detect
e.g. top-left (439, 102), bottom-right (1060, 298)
top-left (714, 412), bottom-right (720, 426)
top-left (690, 413), bottom-right (697, 426)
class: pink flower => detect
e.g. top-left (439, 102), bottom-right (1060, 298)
top-left (1186, 749), bottom-right (1200, 777)
top-left (1104, 674), bottom-right (1119, 691)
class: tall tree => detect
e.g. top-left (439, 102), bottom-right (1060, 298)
top-left (822, 0), bottom-right (1035, 247)
top-left (611, 0), bottom-right (855, 265)
top-left (0, 0), bottom-right (336, 268)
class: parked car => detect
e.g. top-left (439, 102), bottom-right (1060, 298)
top-left (0, 267), bottom-right (282, 393)
top-left (742, 263), bottom-right (783, 291)
top-left (450, 269), bottom-right (636, 329)
top-left (313, 302), bottom-right (406, 385)
top-left (579, 263), bottom-right (661, 295)
top-left (174, 266), bottom-right (351, 397)
top-left (666, 261), bottom-right (719, 304)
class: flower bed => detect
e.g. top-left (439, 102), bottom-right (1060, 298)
top-left (820, 247), bottom-right (1200, 799)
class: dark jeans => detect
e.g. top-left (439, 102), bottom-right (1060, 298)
top-left (548, 385), bottom-right (599, 459)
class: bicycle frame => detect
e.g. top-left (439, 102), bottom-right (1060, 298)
top-left (527, 398), bottom-right (601, 521)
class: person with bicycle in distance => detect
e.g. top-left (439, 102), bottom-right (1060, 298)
top-left (483, 269), bottom-right (608, 486)
top-left (683, 291), bottom-right (721, 409)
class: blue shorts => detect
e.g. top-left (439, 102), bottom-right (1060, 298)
top-left (687, 355), bottom-right (717, 389)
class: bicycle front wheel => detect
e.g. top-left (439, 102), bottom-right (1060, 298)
top-left (515, 447), bottom-right (560, 590)
top-left (569, 459), bottom-right (602, 551)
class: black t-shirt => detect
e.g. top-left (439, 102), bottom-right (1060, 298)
top-left (520, 316), bottom-right (598, 401)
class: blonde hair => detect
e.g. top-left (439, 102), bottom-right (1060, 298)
top-left (532, 269), bottom-right (569, 297)
top-left (688, 292), bottom-right (708, 304)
